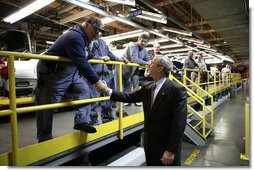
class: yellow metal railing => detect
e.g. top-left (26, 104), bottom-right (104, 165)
top-left (180, 68), bottom-right (242, 139)
top-left (184, 76), bottom-right (213, 137)
top-left (170, 74), bottom-right (213, 139)
top-left (240, 97), bottom-right (249, 161)
top-left (0, 51), bottom-right (141, 165)
top-left (0, 50), bottom-right (243, 165)
top-left (186, 77), bottom-right (213, 124)
top-left (183, 68), bottom-right (242, 96)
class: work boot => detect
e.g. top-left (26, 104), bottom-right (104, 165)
top-left (74, 122), bottom-right (97, 133)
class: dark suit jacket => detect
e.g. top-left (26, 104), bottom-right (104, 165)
top-left (110, 78), bottom-right (187, 166)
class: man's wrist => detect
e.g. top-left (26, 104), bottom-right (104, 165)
top-left (108, 88), bottom-right (113, 96)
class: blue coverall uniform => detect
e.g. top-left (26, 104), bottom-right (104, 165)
top-left (35, 25), bottom-right (99, 142)
top-left (88, 38), bottom-right (120, 124)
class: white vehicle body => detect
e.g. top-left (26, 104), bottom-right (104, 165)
top-left (0, 29), bottom-right (38, 96)
top-left (4, 59), bottom-right (38, 94)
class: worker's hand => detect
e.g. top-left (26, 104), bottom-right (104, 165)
top-left (95, 80), bottom-right (108, 93)
top-left (121, 57), bottom-right (129, 64)
top-left (101, 56), bottom-right (110, 62)
top-left (160, 150), bottom-right (175, 166)
top-left (104, 87), bottom-right (112, 95)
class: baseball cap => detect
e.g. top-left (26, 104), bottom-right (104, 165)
top-left (87, 17), bottom-right (106, 34)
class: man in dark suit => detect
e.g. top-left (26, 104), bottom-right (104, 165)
top-left (101, 55), bottom-right (187, 166)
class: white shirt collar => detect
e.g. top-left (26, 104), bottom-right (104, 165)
top-left (155, 77), bottom-right (167, 88)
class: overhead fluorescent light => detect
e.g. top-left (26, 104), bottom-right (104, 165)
top-left (46, 41), bottom-right (54, 45)
top-left (196, 45), bottom-right (216, 51)
top-left (182, 37), bottom-right (204, 44)
top-left (131, 9), bottom-right (167, 24)
top-left (3, 0), bottom-right (55, 24)
top-left (148, 38), bottom-right (169, 45)
top-left (166, 52), bottom-right (187, 57)
top-left (210, 52), bottom-right (223, 56)
top-left (101, 17), bottom-right (116, 24)
top-left (102, 29), bottom-right (146, 43)
top-left (146, 43), bottom-right (183, 51)
top-left (194, 43), bottom-right (210, 48)
top-left (215, 55), bottom-right (234, 63)
top-left (163, 28), bottom-right (192, 36)
top-left (105, 0), bottom-right (135, 6)
top-left (150, 29), bottom-right (182, 44)
top-left (205, 58), bottom-right (223, 64)
top-left (203, 48), bottom-right (217, 52)
top-left (160, 48), bottom-right (191, 54)
top-left (185, 45), bottom-right (199, 52)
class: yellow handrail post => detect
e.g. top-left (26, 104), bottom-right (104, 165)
top-left (8, 56), bottom-right (19, 165)
top-left (228, 73), bottom-right (230, 86)
top-left (118, 64), bottom-right (123, 139)
top-left (202, 105), bottom-right (206, 138)
top-left (198, 70), bottom-right (200, 94)
top-left (207, 71), bottom-right (210, 93)
top-left (214, 72), bottom-right (216, 90)
top-left (218, 72), bottom-right (221, 90)
top-left (211, 96), bottom-right (214, 128)
top-left (184, 69), bottom-right (187, 86)
top-left (240, 97), bottom-right (249, 160)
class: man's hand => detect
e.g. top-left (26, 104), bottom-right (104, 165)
top-left (160, 150), bottom-right (175, 166)
top-left (101, 56), bottom-right (110, 62)
top-left (121, 57), bottom-right (129, 64)
top-left (95, 80), bottom-right (112, 94)
top-left (95, 80), bottom-right (108, 93)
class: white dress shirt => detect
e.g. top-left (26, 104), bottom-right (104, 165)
top-left (152, 77), bottom-right (167, 104)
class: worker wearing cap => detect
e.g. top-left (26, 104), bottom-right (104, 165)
top-left (35, 17), bottom-right (108, 143)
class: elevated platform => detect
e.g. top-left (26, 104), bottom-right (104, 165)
top-left (0, 81), bottom-right (242, 166)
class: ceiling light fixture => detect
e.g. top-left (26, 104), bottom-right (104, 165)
top-left (196, 45), bottom-right (217, 51)
top-left (150, 29), bottom-right (182, 44)
top-left (105, 0), bottom-right (135, 6)
top-left (163, 28), bottom-right (192, 36)
top-left (146, 43), bottom-right (183, 51)
top-left (133, 10), bottom-right (167, 24)
top-left (3, 0), bottom-right (55, 24)
top-left (182, 37), bottom-right (204, 44)
top-left (194, 43), bottom-right (210, 48)
top-left (166, 52), bottom-right (187, 57)
top-left (101, 17), bottom-right (116, 24)
top-left (160, 48), bottom-right (191, 54)
top-left (46, 41), bottom-right (54, 45)
top-left (102, 30), bottom-right (146, 44)
top-left (148, 38), bottom-right (169, 45)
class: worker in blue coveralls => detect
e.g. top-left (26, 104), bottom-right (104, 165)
top-left (35, 17), bottom-right (109, 143)
top-left (116, 33), bottom-right (151, 117)
top-left (87, 37), bottom-right (128, 125)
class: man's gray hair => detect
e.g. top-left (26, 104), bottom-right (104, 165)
top-left (156, 55), bottom-right (173, 76)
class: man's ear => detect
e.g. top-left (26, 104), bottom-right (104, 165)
top-left (158, 66), bottom-right (164, 73)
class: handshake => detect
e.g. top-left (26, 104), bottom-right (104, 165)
top-left (95, 80), bottom-right (112, 94)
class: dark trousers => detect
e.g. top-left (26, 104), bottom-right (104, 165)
top-left (35, 61), bottom-right (91, 142)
